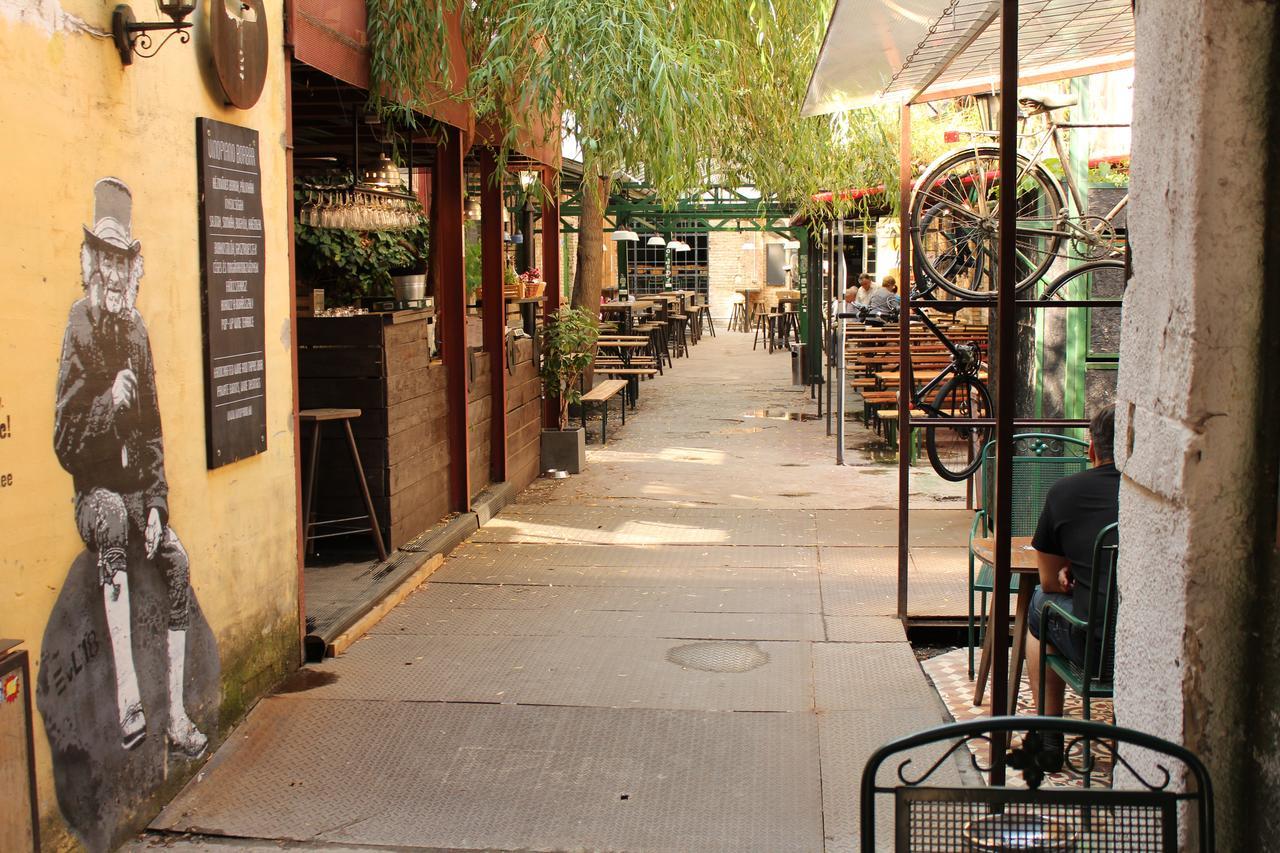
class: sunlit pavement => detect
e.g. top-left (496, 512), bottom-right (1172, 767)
top-left (137, 331), bottom-right (973, 852)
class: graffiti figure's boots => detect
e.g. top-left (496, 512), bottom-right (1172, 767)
top-left (101, 553), bottom-right (146, 750)
top-left (166, 629), bottom-right (208, 757)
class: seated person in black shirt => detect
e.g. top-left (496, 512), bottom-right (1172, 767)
top-left (1026, 405), bottom-right (1120, 719)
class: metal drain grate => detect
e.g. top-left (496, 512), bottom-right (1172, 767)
top-left (666, 642), bottom-right (770, 673)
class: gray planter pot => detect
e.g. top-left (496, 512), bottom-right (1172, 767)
top-left (541, 427), bottom-right (586, 474)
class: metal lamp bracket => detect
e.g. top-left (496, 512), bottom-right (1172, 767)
top-left (112, 4), bottom-right (193, 66)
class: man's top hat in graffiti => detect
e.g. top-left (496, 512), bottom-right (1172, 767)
top-left (83, 177), bottom-right (141, 256)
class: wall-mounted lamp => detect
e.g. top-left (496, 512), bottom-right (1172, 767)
top-left (112, 1), bottom-right (196, 66)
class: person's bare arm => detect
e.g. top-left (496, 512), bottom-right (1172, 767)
top-left (1035, 549), bottom-right (1071, 593)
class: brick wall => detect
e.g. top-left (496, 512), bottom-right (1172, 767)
top-left (707, 231), bottom-right (767, 320)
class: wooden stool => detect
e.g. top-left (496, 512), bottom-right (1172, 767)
top-left (729, 299), bottom-right (747, 332)
top-left (300, 408), bottom-right (389, 562)
top-left (696, 301), bottom-right (716, 337)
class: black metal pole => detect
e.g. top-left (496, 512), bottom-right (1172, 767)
top-left (897, 102), bottom-right (913, 621)
top-left (990, 0), bottom-right (1019, 785)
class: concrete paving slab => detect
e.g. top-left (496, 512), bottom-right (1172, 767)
top-left (910, 546), bottom-right (971, 572)
top-left (446, 541), bottom-right (820, 569)
top-left (812, 509), bottom-right (974, 548)
top-left (823, 616), bottom-right (908, 643)
top-left (429, 557), bottom-right (818, 589)
top-left (290, 634), bottom-right (815, 711)
top-left (371, 606), bottom-right (826, 641)
top-left (818, 545), bottom-right (898, 575)
top-left (472, 514), bottom-right (818, 546)
top-left (154, 700), bottom-right (824, 853)
top-left (401, 581), bottom-right (822, 614)
top-left (820, 574), bottom-right (899, 617)
top-left (812, 642), bottom-right (942, 712)
top-left (818, 709), bottom-right (961, 852)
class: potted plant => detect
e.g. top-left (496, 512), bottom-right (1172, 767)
top-left (519, 267), bottom-right (545, 299)
top-left (539, 306), bottom-right (599, 474)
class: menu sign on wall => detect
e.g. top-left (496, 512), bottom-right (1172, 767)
top-left (197, 118), bottom-right (267, 469)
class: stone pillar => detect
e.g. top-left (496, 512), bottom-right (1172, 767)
top-left (1115, 2), bottom-right (1276, 846)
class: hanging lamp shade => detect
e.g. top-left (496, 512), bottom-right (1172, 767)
top-left (611, 229), bottom-right (639, 242)
top-left (647, 235), bottom-right (667, 247)
top-left (669, 241), bottom-right (690, 252)
top-left (363, 153), bottom-right (400, 188)
top-left (464, 195), bottom-right (482, 220)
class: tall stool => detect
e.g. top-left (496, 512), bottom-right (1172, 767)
top-left (696, 297), bottom-right (716, 337)
top-left (300, 408), bottom-right (389, 562)
top-left (668, 313), bottom-right (690, 358)
top-left (728, 294), bottom-right (747, 332)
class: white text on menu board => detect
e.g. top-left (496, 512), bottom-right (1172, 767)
top-left (206, 137), bottom-right (261, 334)
top-left (206, 132), bottom-right (263, 425)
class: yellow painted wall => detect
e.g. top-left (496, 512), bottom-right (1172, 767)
top-left (0, 1), bottom-right (298, 848)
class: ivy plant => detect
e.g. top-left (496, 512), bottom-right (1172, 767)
top-left (293, 183), bottom-right (430, 304)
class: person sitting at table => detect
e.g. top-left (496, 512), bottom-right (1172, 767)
top-left (866, 276), bottom-right (899, 313)
top-left (1025, 405), bottom-right (1120, 755)
top-left (832, 286), bottom-right (859, 318)
top-left (853, 273), bottom-right (875, 305)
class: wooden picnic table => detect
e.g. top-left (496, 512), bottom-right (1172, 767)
top-left (874, 369), bottom-right (988, 385)
top-left (971, 536), bottom-right (1042, 713)
top-left (599, 340), bottom-right (649, 349)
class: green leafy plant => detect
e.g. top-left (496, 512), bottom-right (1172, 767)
top-left (293, 184), bottom-right (430, 304)
top-left (538, 307), bottom-right (600, 430)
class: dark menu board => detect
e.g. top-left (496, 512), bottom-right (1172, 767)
top-left (197, 118), bottom-right (267, 469)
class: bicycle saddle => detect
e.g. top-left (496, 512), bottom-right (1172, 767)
top-left (1019, 90), bottom-right (1078, 115)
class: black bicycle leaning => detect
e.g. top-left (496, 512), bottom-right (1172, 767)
top-left (839, 304), bottom-right (990, 481)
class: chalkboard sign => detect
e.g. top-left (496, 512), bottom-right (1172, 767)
top-left (196, 118), bottom-right (267, 469)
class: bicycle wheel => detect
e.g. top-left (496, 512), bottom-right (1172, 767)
top-left (916, 202), bottom-right (987, 300)
top-left (910, 145), bottom-right (1064, 300)
top-left (1040, 259), bottom-right (1127, 300)
top-left (923, 375), bottom-right (994, 482)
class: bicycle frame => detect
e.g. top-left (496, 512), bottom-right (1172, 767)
top-left (903, 306), bottom-right (983, 410)
top-left (951, 114), bottom-right (1130, 250)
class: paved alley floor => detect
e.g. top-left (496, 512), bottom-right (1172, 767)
top-left (145, 330), bottom-right (973, 852)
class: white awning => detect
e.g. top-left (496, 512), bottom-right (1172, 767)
top-left (802, 0), bottom-right (1134, 116)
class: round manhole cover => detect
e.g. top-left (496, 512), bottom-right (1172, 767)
top-left (665, 642), bottom-right (770, 673)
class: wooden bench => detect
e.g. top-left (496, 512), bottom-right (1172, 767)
top-left (580, 379), bottom-right (628, 444)
top-left (594, 367), bottom-right (659, 406)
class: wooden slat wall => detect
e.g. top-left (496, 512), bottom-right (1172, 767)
top-left (299, 315), bottom-right (452, 550)
top-left (467, 349), bottom-right (493, 498)
top-left (505, 337), bottom-right (542, 492)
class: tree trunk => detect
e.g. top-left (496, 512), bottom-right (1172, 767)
top-left (571, 174), bottom-right (611, 310)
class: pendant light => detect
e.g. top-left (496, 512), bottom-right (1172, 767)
top-left (647, 235), bottom-right (667, 247)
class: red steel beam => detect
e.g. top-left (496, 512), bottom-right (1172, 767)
top-left (437, 126), bottom-right (471, 510)
top-left (480, 149), bottom-right (508, 484)
top-left (989, 0), bottom-right (1020, 784)
top-left (541, 166), bottom-right (562, 427)
top-left (897, 102), bottom-right (913, 622)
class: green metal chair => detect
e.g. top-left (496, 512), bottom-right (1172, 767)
top-left (1038, 522), bottom-right (1119, 720)
top-left (968, 433), bottom-right (1091, 678)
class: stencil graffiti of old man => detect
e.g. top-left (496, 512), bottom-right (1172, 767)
top-left (53, 177), bottom-right (207, 757)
